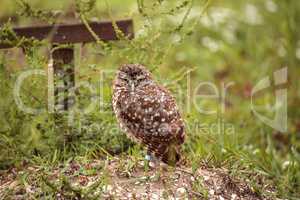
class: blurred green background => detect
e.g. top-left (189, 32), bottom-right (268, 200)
top-left (0, 0), bottom-right (299, 198)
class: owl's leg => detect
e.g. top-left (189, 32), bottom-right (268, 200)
top-left (145, 154), bottom-right (152, 162)
top-left (145, 149), bottom-right (159, 169)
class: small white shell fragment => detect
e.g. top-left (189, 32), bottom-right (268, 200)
top-left (176, 187), bottom-right (186, 194)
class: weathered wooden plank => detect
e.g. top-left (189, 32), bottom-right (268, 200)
top-left (52, 46), bottom-right (75, 111)
top-left (0, 19), bottom-right (134, 49)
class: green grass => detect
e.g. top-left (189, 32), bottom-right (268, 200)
top-left (0, 0), bottom-right (300, 199)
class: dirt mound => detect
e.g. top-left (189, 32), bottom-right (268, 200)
top-left (0, 156), bottom-right (268, 199)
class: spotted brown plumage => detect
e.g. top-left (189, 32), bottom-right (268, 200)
top-left (112, 64), bottom-right (185, 165)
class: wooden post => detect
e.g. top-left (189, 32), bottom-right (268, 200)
top-left (52, 46), bottom-right (75, 111)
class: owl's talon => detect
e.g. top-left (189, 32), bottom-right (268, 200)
top-left (149, 161), bottom-right (156, 168)
top-left (144, 154), bottom-right (158, 169)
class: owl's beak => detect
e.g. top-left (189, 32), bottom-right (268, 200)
top-left (130, 81), bottom-right (135, 92)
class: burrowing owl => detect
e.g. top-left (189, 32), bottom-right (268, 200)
top-left (112, 64), bottom-right (185, 165)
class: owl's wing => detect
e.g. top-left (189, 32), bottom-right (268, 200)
top-left (118, 83), bottom-right (185, 163)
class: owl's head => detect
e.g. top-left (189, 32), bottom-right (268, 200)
top-left (117, 64), bottom-right (152, 89)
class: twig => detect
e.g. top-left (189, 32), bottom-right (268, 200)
top-left (190, 189), bottom-right (204, 197)
top-left (79, 14), bottom-right (110, 50)
top-left (176, 167), bottom-right (195, 176)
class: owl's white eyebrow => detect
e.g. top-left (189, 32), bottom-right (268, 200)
top-left (136, 75), bottom-right (145, 79)
top-left (119, 71), bottom-right (126, 76)
top-left (118, 72), bottom-right (128, 79)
